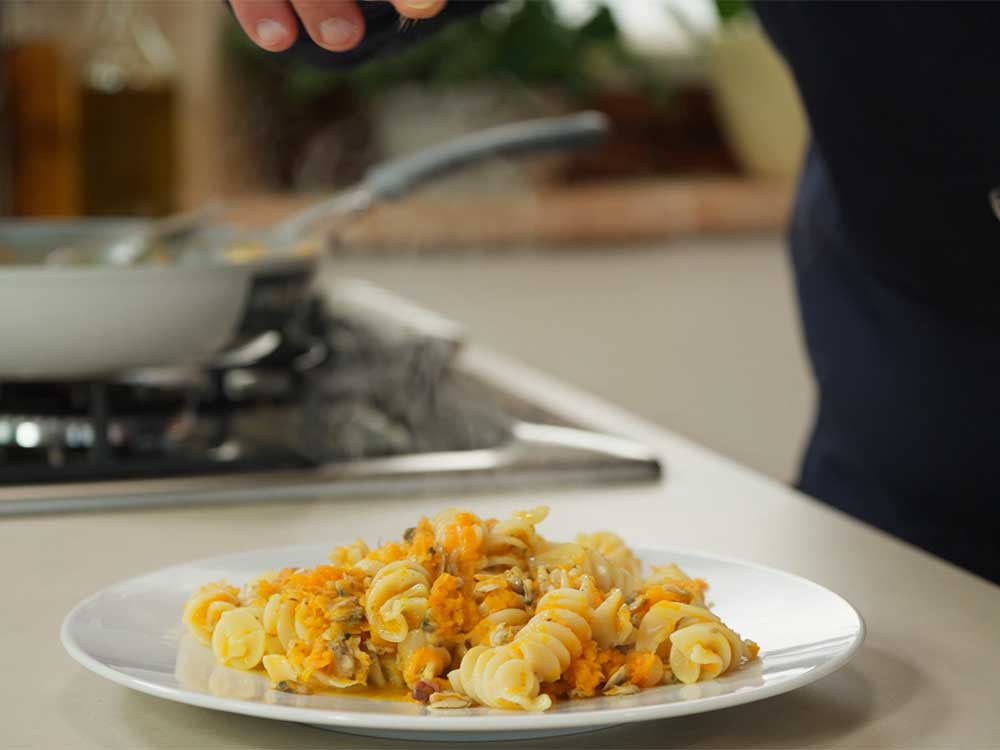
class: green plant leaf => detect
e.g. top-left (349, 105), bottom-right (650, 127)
top-left (715, 0), bottom-right (748, 24)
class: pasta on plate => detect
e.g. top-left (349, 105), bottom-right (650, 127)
top-left (182, 506), bottom-right (758, 712)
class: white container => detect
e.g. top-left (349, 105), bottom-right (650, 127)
top-left (707, 16), bottom-right (808, 179)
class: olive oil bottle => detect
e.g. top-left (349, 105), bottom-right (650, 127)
top-left (80, 1), bottom-right (177, 216)
top-left (2, 3), bottom-right (82, 216)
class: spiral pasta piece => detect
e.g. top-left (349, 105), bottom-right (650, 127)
top-left (262, 654), bottom-right (298, 684)
top-left (514, 588), bottom-right (592, 679)
top-left (261, 593), bottom-right (298, 651)
top-left (329, 539), bottom-right (369, 567)
top-left (212, 607), bottom-right (266, 670)
top-left (643, 563), bottom-right (708, 607)
top-left (433, 509), bottom-right (488, 576)
top-left (533, 543), bottom-right (635, 597)
top-left (450, 587), bottom-right (593, 711)
top-left (365, 560), bottom-right (432, 643)
top-left (183, 581), bottom-right (241, 646)
top-left (310, 636), bottom-right (372, 688)
top-left (450, 645), bottom-right (545, 711)
top-left (591, 589), bottom-right (635, 649)
top-left (635, 601), bottom-right (720, 657)
top-left (327, 539), bottom-right (384, 576)
top-left (467, 607), bottom-right (530, 646)
top-left (482, 506), bottom-right (548, 569)
top-left (668, 622), bottom-right (746, 683)
top-left (575, 531), bottom-right (641, 580)
top-left (398, 630), bottom-right (451, 687)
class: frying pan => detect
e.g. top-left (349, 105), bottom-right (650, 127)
top-left (0, 112), bottom-right (608, 381)
top-left (0, 220), bottom-right (256, 380)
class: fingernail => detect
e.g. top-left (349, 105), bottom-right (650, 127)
top-left (319, 17), bottom-right (358, 47)
top-left (255, 19), bottom-right (287, 47)
top-left (403, 0), bottom-right (438, 9)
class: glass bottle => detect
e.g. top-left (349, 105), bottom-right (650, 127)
top-left (80, 0), bottom-right (177, 216)
top-left (2, 1), bottom-right (82, 216)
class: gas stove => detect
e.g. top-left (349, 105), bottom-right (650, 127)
top-left (0, 281), bottom-right (661, 514)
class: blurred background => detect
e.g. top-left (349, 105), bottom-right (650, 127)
top-left (0, 0), bottom-right (815, 483)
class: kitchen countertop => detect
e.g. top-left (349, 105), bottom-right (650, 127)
top-left (4, 345), bottom-right (998, 749)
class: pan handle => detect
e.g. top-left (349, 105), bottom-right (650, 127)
top-left (267, 111), bottom-right (610, 247)
top-left (362, 110), bottom-right (610, 201)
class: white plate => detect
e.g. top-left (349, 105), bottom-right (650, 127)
top-left (61, 544), bottom-right (864, 742)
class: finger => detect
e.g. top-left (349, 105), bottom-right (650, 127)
top-left (390, 0), bottom-right (447, 20)
top-left (230, 0), bottom-right (299, 52)
top-left (290, 0), bottom-right (365, 52)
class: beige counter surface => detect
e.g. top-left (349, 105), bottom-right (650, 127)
top-left (3, 346), bottom-right (998, 749)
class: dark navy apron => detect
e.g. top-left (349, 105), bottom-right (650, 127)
top-left (790, 145), bottom-right (1000, 582)
top-left (756, 2), bottom-right (1000, 582)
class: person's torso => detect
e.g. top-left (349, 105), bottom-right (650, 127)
top-left (754, 1), bottom-right (1000, 323)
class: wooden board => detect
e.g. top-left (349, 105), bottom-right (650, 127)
top-left (226, 177), bottom-right (794, 251)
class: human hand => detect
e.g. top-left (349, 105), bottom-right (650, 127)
top-left (230, 0), bottom-right (448, 53)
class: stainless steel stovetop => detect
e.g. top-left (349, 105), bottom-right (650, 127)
top-left (0, 282), bottom-right (661, 515)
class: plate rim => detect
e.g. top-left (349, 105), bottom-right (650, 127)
top-left (61, 543), bottom-right (867, 733)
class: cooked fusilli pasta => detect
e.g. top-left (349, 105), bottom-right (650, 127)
top-left (576, 531), bottom-right (642, 579)
top-left (182, 505), bottom-right (758, 710)
top-left (365, 560), bottom-right (432, 644)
